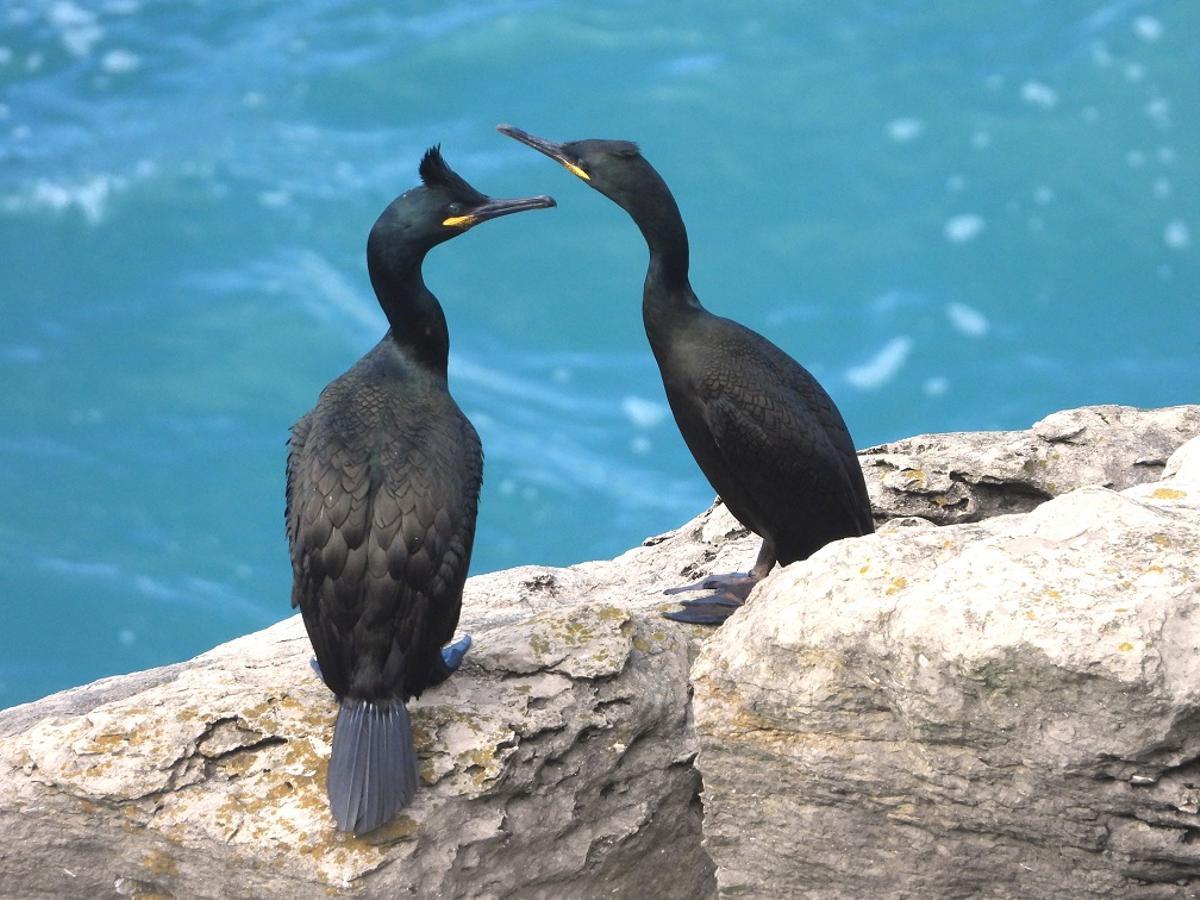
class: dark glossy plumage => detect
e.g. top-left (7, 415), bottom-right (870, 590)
top-left (286, 343), bottom-right (482, 702)
top-left (285, 147), bottom-right (553, 831)
top-left (498, 126), bottom-right (872, 620)
top-left (655, 313), bottom-right (874, 566)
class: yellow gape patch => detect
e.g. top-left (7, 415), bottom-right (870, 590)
top-left (442, 215), bottom-right (476, 228)
top-left (563, 161), bottom-right (590, 181)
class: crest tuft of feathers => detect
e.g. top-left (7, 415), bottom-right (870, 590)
top-left (418, 146), bottom-right (480, 198)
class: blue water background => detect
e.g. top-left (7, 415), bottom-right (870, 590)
top-left (1, 1), bottom-right (1196, 707)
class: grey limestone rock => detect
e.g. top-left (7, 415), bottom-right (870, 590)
top-left (861, 404), bottom-right (1200, 526)
top-left (2, 404), bottom-right (1198, 899)
top-left (693, 434), bottom-right (1200, 898)
top-left (0, 549), bottom-right (727, 899)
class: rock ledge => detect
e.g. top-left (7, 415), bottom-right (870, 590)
top-left (1, 404), bottom-right (1198, 899)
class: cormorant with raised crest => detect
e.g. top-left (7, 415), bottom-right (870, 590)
top-left (498, 124), bottom-right (872, 625)
top-left (286, 147), bottom-right (554, 833)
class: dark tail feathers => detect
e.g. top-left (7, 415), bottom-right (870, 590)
top-left (327, 698), bottom-right (417, 834)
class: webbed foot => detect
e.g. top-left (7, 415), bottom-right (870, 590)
top-left (427, 634), bottom-right (472, 687)
top-left (677, 595), bottom-right (742, 609)
top-left (663, 602), bottom-right (739, 626)
top-left (441, 634), bottom-right (472, 672)
top-left (662, 572), bottom-right (759, 603)
top-left (662, 572), bottom-right (762, 625)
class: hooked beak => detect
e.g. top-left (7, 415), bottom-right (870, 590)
top-left (497, 124), bottom-right (590, 181)
top-left (442, 193), bottom-right (556, 229)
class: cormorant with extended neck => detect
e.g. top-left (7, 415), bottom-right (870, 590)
top-left (498, 125), bottom-right (872, 625)
top-left (286, 147), bottom-right (554, 833)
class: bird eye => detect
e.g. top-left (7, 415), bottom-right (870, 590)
top-left (447, 202), bottom-right (463, 215)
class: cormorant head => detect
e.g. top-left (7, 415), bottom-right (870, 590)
top-left (496, 125), bottom-right (656, 208)
top-left (369, 146), bottom-right (556, 260)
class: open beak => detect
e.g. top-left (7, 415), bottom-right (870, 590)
top-left (497, 124), bottom-right (590, 181)
top-left (443, 193), bottom-right (555, 229)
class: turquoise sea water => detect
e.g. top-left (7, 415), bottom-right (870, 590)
top-left (1, 1), bottom-right (1196, 708)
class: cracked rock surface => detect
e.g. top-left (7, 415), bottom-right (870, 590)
top-left (694, 434), bottom-right (1200, 898)
top-left (1, 404), bottom-right (1198, 899)
top-left (861, 404), bottom-right (1200, 525)
top-left (0, 555), bottom-right (725, 899)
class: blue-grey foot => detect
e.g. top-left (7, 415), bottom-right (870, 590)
top-left (662, 572), bottom-right (763, 626)
top-left (678, 595), bottom-right (742, 609)
top-left (663, 572), bottom-right (759, 602)
top-left (663, 539), bottom-right (776, 625)
top-left (663, 602), bottom-right (740, 626)
top-left (427, 634), bottom-right (472, 687)
top-left (442, 634), bottom-right (472, 671)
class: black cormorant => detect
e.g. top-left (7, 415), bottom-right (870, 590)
top-left (285, 147), bottom-right (554, 833)
top-left (497, 125), bottom-right (873, 625)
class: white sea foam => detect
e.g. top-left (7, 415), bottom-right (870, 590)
top-left (293, 250), bottom-right (385, 337)
top-left (765, 305), bottom-right (823, 326)
top-left (1164, 220), bottom-right (1191, 250)
top-left (944, 213), bottom-right (985, 244)
top-left (258, 189), bottom-right (291, 208)
top-left (923, 376), bottom-right (949, 397)
top-left (621, 396), bottom-right (667, 429)
top-left (36, 556), bottom-right (120, 578)
top-left (101, 48), bottom-right (141, 74)
top-left (48, 0), bottom-right (93, 26)
top-left (1145, 98), bottom-right (1171, 129)
top-left (505, 432), bottom-right (696, 512)
top-left (886, 117), bottom-right (923, 143)
top-left (869, 290), bottom-right (927, 315)
top-left (1081, 1), bottom-right (1134, 31)
top-left (5, 175), bottom-right (125, 224)
top-left (845, 336), bottom-right (912, 390)
top-left (49, 0), bottom-right (103, 58)
top-left (182, 577), bottom-right (270, 621)
top-left (664, 54), bottom-right (721, 76)
top-left (1133, 15), bottom-right (1163, 42)
top-left (451, 356), bottom-right (592, 415)
top-left (945, 302), bottom-right (990, 338)
top-left (135, 574), bottom-right (178, 600)
top-left (1020, 81), bottom-right (1059, 109)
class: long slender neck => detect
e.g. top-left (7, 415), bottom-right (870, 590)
top-left (366, 242), bottom-right (450, 376)
top-left (614, 165), bottom-right (703, 344)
